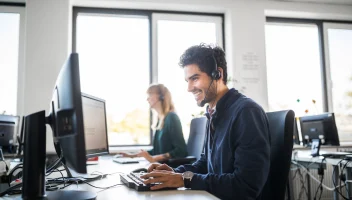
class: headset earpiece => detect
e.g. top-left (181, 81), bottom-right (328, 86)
top-left (159, 94), bottom-right (164, 101)
top-left (212, 70), bottom-right (221, 80)
top-left (211, 53), bottom-right (221, 80)
top-left (158, 86), bottom-right (164, 101)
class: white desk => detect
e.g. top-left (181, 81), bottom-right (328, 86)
top-left (2, 155), bottom-right (219, 200)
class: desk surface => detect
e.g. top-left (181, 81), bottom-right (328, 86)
top-left (293, 150), bottom-right (352, 166)
top-left (2, 155), bottom-right (219, 200)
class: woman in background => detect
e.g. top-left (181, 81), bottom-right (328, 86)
top-left (120, 83), bottom-right (187, 163)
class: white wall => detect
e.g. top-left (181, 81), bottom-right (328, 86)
top-left (24, 0), bottom-right (71, 152)
top-left (23, 0), bottom-right (352, 115)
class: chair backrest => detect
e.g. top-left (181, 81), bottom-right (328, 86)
top-left (262, 110), bottom-right (295, 200)
top-left (187, 117), bottom-right (207, 159)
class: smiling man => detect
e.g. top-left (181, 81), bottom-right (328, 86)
top-left (141, 44), bottom-right (271, 200)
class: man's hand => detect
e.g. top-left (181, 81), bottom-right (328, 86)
top-left (147, 163), bottom-right (174, 172)
top-left (140, 171), bottom-right (184, 190)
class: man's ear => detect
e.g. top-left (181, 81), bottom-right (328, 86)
top-left (217, 67), bottom-right (224, 82)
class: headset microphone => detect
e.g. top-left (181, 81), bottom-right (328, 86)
top-left (200, 79), bottom-right (214, 107)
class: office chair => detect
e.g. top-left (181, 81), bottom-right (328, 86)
top-left (261, 110), bottom-right (295, 200)
top-left (166, 117), bottom-right (207, 168)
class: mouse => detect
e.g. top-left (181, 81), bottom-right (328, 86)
top-left (132, 167), bottom-right (148, 173)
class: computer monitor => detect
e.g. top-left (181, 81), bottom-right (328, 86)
top-left (299, 113), bottom-right (340, 146)
top-left (17, 116), bottom-right (25, 157)
top-left (0, 115), bottom-right (19, 152)
top-left (82, 93), bottom-right (109, 157)
top-left (293, 117), bottom-right (300, 145)
top-left (21, 53), bottom-right (96, 199)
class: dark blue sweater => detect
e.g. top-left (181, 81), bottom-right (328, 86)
top-left (174, 88), bottom-right (270, 200)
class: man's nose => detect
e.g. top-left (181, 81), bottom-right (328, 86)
top-left (187, 82), bottom-right (193, 93)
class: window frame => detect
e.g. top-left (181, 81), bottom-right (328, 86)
top-left (266, 17), bottom-right (329, 113)
top-left (72, 7), bottom-right (225, 147)
top-left (0, 3), bottom-right (26, 116)
top-left (322, 22), bottom-right (352, 112)
top-left (266, 17), bottom-right (352, 142)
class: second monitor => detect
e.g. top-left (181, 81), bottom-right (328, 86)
top-left (82, 93), bottom-right (109, 158)
top-left (299, 112), bottom-right (340, 146)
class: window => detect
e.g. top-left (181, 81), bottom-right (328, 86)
top-left (154, 13), bottom-right (223, 140)
top-left (75, 13), bottom-right (151, 146)
top-left (324, 23), bottom-right (352, 141)
top-left (265, 22), bottom-right (324, 117)
top-left (265, 18), bottom-right (352, 142)
top-left (73, 8), bottom-right (224, 146)
top-left (0, 5), bottom-right (24, 115)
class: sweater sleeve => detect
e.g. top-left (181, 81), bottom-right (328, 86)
top-left (174, 152), bottom-right (208, 174)
top-left (147, 149), bottom-right (154, 155)
top-left (165, 113), bottom-right (188, 158)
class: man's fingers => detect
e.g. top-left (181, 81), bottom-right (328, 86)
top-left (140, 172), bottom-right (165, 179)
top-left (155, 164), bottom-right (172, 171)
top-left (147, 163), bottom-right (161, 172)
top-left (153, 169), bottom-right (173, 174)
top-left (143, 176), bottom-right (169, 185)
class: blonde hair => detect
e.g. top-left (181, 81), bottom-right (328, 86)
top-left (147, 84), bottom-right (175, 130)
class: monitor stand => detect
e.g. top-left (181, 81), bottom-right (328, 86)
top-left (17, 111), bottom-right (96, 200)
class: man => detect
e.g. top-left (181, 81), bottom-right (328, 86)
top-left (141, 44), bottom-right (270, 200)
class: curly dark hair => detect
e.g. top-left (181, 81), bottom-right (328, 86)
top-left (178, 43), bottom-right (227, 85)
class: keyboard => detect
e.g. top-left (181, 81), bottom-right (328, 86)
top-left (120, 172), bottom-right (176, 191)
top-left (113, 157), bottom-right (145, 164)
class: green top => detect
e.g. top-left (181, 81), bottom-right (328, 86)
top-left (148, 112), bottom-right (188, 158)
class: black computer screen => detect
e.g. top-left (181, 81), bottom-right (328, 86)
top-left (299, 113), bottom-right (340, 146)
top-left (0, 115), bottom-right (19, 154)
top-left (49, 53), bottom-right (87, 173)
top-left (0, 115), bottom-right (17, 146)
top-left (82, 93), bottom-right (109, 157)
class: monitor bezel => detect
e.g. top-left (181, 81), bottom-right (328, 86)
top-left (81, 92), bottom-right (109, 158)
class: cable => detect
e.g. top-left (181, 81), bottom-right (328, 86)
top-left (296, 167), bottom-right (308, 200)
top-left (314, 174), bottom-right (324, 200)
top-left (1, 161), bottom-right (123, 197)
top-left (340, 160), bottom-right (352, 199)
top-left (7, 163), bottom-right (23, 186)
top-left (291, 160), bottom-right (345, 191)
top-left (341, 160), bottom-right (350, 197)
top-left (80, 180), bottom-right (124, 189)
top-left (0, 182), bottom-right (23, 197)
top-left (313, 158), bottom-right (325, 200)
top-left (46, 156), bottom-right (63, 173)
top-left (0, 160), bottom-right (9, 171)
top-left (332, 159), bottom-right (349, 200)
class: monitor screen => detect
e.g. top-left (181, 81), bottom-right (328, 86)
top-left (82, 93), bottom-right (109, 157)
top-left (50, 53), bottom-right (87, 173)
top-left (299, 113), bottom-right (340, 146)
top-left (0, 115), bottom-right (19, 151)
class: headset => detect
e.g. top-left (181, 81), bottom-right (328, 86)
top-left (211, 53), bottom-right (221, 80)
top-left (200, 52), bottom-right (221, 107)
top-left (158, 85), bottom-right (164, 102)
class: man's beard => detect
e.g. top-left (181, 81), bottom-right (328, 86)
top-left (198, 84), bottom-right (217, 107)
